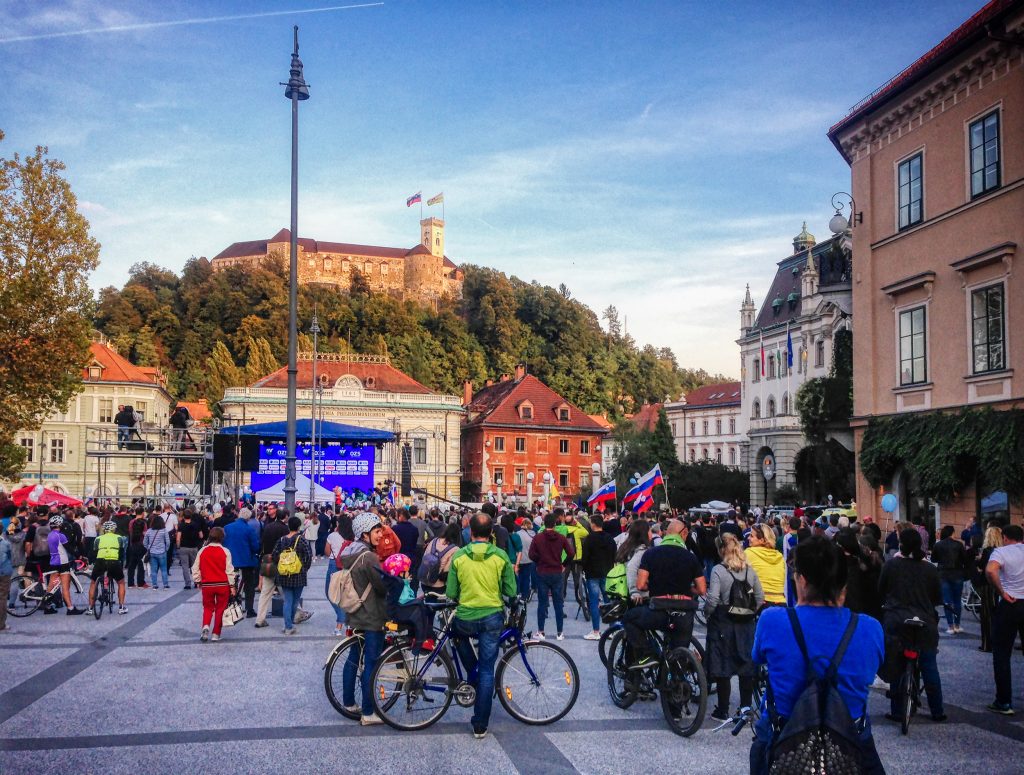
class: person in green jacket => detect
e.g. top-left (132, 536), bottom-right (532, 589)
top-left (446, 512), bottom-right (517, 740)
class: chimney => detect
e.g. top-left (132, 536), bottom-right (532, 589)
top-left (463, 380), bottom-right (473, 407)
top-left (515, 363), bottom-right (526, 380)
top-left (500, 373), bottom-right (510, 383)
top-left (485, 378), bottom-right (494, 387)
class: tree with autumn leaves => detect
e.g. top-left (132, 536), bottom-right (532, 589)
top-left (0, 133), bottom-right (99, 479)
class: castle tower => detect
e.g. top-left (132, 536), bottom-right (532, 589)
top-left (740, 284), bottom-right (755, 333)
top-left (793, 221), bottom-right (816, 254)
top-left (801, 246), bottom-right (819, 299)
top-left (421, 217), bottom-right (445, 258)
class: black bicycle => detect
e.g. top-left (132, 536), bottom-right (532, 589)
top-left (598, 597), bottom-right (707, 672)
top-left (92, 575), bottom-right (116, 619)
top-left (896, 616), bottom-right (926, 735)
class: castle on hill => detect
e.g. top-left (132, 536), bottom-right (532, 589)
top-left (211, 217), bottom-right (463, 302)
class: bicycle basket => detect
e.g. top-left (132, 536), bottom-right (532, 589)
top-left (600, 598), bottom-right (627, 624)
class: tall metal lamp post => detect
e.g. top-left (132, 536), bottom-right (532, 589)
top-left (282, 26), bottom-right (309, 516)
top-left (308, 310), bottom-right (320, 507)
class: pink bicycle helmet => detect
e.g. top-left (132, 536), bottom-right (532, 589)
top-left (382, 553), bottom-right (412, 576)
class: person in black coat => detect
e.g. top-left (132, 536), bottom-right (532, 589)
top-left (580, 515), bottom-right (617, 639)
top-left (836, 528), bottom-right (882, 621)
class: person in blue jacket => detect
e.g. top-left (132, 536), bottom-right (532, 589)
top-left (223, 509), bottom-right (261, 617)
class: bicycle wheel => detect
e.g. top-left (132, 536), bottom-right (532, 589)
top-left (962, 583), bottom-right (981, 621)
top-left (324, 634), bottom-right (365, 719)
top-left (69, 573), bottom-right (91, 611)
top-left (660, 647), bottom-right (708, 737)
top-left (372, 644), bottom-right (456, 731)
top-left (605, 630), bottom-right (638, 709)
top-left (598, 624), bottom-right (621, 668)
top-left (92, 581), bottom-right (104, 620)
top-left (899, 662), bottom-right (915, 735)
top-left (695, 595), bottom-right (707, 627)
top-left (8, 575), bottom-right (43, 617)
top-left (496, 641), bottom-right (580, 724)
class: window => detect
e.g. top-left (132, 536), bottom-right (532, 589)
top-left (689, 449), bottom-right (696, 462)
top-left (307, 258), bottom-right (315, 268)
top-left (970, 111), bottom-right (1000, 197)
top-left (375, 445), bottom-right (383, 464)
top-left (19, 437), bottom-right (33, 464)
top-left (689, 421), bottom-right (696, 436)
top-left (413, 438), bottom-right (427, 465)
top-left (715, 419), bottom-right (722, 435)
top-left (671, 421), bottom-right (677, 436)
top-left (558, 407), bottom-right (570, 421)
top-left (971, 284), bottom-right (1005, 373)
top-left (381, 263), bottom-right (389, 276)
top-left (898, 152), bottom-right (923, 229)
top-left (715, 448), bottom-right (722, 464)
top-left (493, 468), bottom-right (504, 486)
top-left (580, 470), bottom-right (590, 488)
top-left (50, 435), bottom-right (65, 464)
top-left (782, 393), bottom-right (789, 415)
top-left (493, 436), bottom-right (505, 452)
top-left (135, 401), bottom-right (147, 421)
top-left (323, 258), bottom-right (333, 272)
top-left (729, 418), bottom-right (736, 434)
top-left (815, 340), bottom-right (825, 368)
top-left (702, 420), bottom-right (708, 435)
top-left (558, 469), bottom-right (569, 488)
top-left (752, 358), bottom-right (761, 382)
top-left (514, 469), bottom-right (525, 487)
top-left (729, 448), bottom-right (736, 466)
top-left (520, 404), bottom-right (533, 420)
top-left (559, 439), bottom-right (569, 454)
top-left (88, 365), bottom-right (102, 379)
top-left (899, 306), bottom-right (928, 385)
top-left (702, 449), bottom-right (709, 460)
top-left (768, 397), bottom-right (776, 418)
top-left (580, 439), bottom-right (590, 455)
top-left (98, 398), bottom-right (113, 423)
top-left (768, 355), bottom-right (776, 379)
top-left (515, 436), bottom-right (526, 453)
top-left (753, 399), bottom-right (761, 419)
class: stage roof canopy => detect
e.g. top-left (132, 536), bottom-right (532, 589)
top-left (218, 419), bottom-right (394, 444)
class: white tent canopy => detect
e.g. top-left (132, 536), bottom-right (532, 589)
top-left (254, 473), bottom-right (334, 504)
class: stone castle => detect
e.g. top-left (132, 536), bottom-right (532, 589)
top-left (210, 217), bottom-right (463, 302)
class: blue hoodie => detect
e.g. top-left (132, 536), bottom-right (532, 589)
top-left (223, 517), bottom-right (260, 568)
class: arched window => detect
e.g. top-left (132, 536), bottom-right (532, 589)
top-left (753, 358), bottom-right (761, 383)
top-left (702, 449), bottom-right (709, 460)
top-left (768, 397), bottom-right (776, 417)
top-left (768, 354), bottom-right (776, 379)
top-left (752, 399), bottom-right (761, 419)
top-left (729, 448), bottom-right (737, 466)
top-left (782, 392), bottom-right (789, 415)
top-left (715, 448), bottom-right (722, 464)
top-left (689, 449), bottom-right (696, 463)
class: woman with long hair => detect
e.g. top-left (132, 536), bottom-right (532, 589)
top-left (615, 519), bottom-right (651, 600)
top-left (746, 523), bottom-right (786, 606)
top-left (977, 525), bottom-right (1003, 653)
top-left (706, 533), bottom-right (763, 720)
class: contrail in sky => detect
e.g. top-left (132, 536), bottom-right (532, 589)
top-left (0, 3), bottom-right (384, 44)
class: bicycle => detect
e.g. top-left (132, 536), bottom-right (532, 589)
top-left (605, 608), bottom-right (708, 737)
top-left (895, 616), bottom-right (925, 735)
top-left (711, 663), bottom-right (768, 739)
top-left (598, 598), bottom-right (707, 672)
top-left (323, 626), bottom-right (408, 720)
top-left (92, 574), bottom-right (116, 619)
top-left (9, 562), bottom-right (91, 617)
top-left (369, 595), bottom-right (580, 731)
top-left (961, 582), bottom-right (981, 621)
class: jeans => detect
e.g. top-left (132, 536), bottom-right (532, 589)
top-left (517, 563), bottom-right (535, 601)
top-left (117, 427), bottom-right (130, 449)
top-left (940, 578), bottom-right (964, 627)
top-left (149, 552), bottom-right (169, 587)
top-left (324, 562), bottom-right (347, 625)
top-left (281, 586), bottom-right (302, 631)
top-left (178, 546), bottom-right (198, 587)
top-left (890, 648), bottom-right (943, 717)
top-left (750, 709), bottom-right (884, 775)
top-left (535, 572), bottom-right (565, 634)
top-left (453, 612), bottom-right (504, 731)
top-left (126, 544), bottom-right (146, 586)
top-left (586, 576), bottom-right (609, 628)
top-left (343, 629), bottom-right (384, 716)
top-left (992, 599), bottom-right (1024, 706)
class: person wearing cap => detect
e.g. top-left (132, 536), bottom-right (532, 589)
top-left (340, 512), bottom-right (389, 725)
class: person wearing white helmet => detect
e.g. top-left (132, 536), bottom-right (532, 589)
top-left (339, 511), bottom-right (389, 726)
top-left (46, 515), bottom-right (84, 615)
top-left (88, 521), bottom-right (128, 614)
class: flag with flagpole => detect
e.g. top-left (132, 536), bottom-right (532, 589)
top-left (786, 324), bottom-right (794, 369)
top-left (406, 191), bottom-right (422, 207)
top-left (623, 464), bottom-right (664, 504)
top-left (760, 332), bottom-right (765, 377)
top-left (427, 192), bottom-right (444, 206)
top-left (547, 475), bottom-right (560, 505)
top-left (587, 480), bottom-right (616, 505)
top-left (387, 482), bottom-right (397, 505)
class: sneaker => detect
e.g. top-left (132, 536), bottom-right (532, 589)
top-left (141, 584), bottom-right (151, 589)
top-left (200, 626), bottom-right (210, 642)
top-left (472, 727), bottom-right (488, 739)
top-left (254, 621), bottom-right (269, 628)
top-left (66, 607), bottom-right (84, 616)
top-left (84, 608), bottom-right (96, 617)
top-left (283, 628), bottom-right (297, 635)
top-left (183, 584), bottom-right (192, 590)
top-left (583, 631), bottom-right (601, 641)
top-left (344, 704), bottom-right (362, 715)
top-left (118, 606), bottom-right (128, 615)
top-left (246, 612), bottom-right (257, 618)
top-left (711, 707), bottom-right (730, 722)
top-left (211, 634), bottom-right (221, 642)
top-left (43, 607), bottom-right (58, 615)
top-left (954, 624), bottom-right (963, 633)
top-left (360, 714), bottom-right (384, 726)
top-left (987, 702), bottom-right (1015, 716)
top-left (556, 633), bottom-right (565, 641)
top-left (946, 627), bottom-right (956, 635)
top-left (535, 632), bottom-right (546, 640)
top-left (335, 628), bottom-right (346, 637)
top-left (295, 610), bottom-right (313, 624)
top-left (163, 585), bottom-right (170, 589)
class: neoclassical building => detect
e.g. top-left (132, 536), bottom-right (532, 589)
top-left (210, 217), bottom-right (463, 303)
top-left (738, 224), bottom-right (853, 505)
top-left (665, 382), bottom-right (746, 469)
top-left (219, 353), bottom-right (464, 503)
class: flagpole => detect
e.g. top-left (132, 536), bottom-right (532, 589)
top-left (787, 321), bottom-right (792, 416)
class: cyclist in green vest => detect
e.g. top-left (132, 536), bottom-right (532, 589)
top-left (89, 521), bottom-right (128, 615)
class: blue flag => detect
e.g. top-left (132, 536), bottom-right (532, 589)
top-left (787, 327), bottom-right (794, 368)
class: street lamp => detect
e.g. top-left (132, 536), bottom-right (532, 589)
top-left (829, 191), bottom-right (862, 234)
top-left (526, 471), bottom-right (534, 506)
top-left (308, 309), bottom-right (320, 507)
top-left (282, 25), bottom-right (310, 517)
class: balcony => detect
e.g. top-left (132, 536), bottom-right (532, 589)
top-left (748, 415), bottom-right (801, 433)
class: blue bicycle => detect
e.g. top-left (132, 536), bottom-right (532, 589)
top-left (370, 596), bottom-right (580, 731)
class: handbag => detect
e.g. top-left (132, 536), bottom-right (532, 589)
top-left (260, 553), bottom-right (276, 578)
top-left (222, 595), bottom-right (245, 627)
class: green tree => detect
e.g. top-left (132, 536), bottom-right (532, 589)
top-left (133, 325), bottom-right (159, 366)
top-left (244, 336), bottom-right (279, 384)
top-left (0, 134), bottom-right (99, 478)
top-left (203, 340), bottom-right (244, 405)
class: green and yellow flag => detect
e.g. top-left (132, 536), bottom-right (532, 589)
top-left (427, 192), bottom-right (444, 206)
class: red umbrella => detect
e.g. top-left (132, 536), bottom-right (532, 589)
top-left (11, 485), bottom-right (83, 508)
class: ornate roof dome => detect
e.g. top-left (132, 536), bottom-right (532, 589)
top-left (793, 221), bottom-right (816, 252)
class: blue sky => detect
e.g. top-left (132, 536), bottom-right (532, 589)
top-left (0, 0), bottom-right (981, 377)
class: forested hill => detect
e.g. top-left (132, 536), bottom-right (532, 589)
top-left (93, 257), bottom-right (729, 418)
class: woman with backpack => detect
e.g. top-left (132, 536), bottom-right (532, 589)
top-left (705, 533), bottom-right (764, 721)
top-left (751, 536), bottom-right (884, 775)
top-left (272, 516), bottom-right (313, 635)
top-left (419, 522), bottom-right (460, 597)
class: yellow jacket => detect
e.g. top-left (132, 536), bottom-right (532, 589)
top-left (556, 523), bottom-right (589, 560)
top-left (745, 546), bottom-right (786, 604)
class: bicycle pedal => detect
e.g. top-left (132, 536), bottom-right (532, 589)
top-left (638, 691), bottom-right (657, 701)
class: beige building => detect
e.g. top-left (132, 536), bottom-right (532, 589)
top-left (2, 336), bottom-right (205, 501)
top-left (210, 217), bottom-right (463, 304)
top-left (219, 353), bottom-right (464, 503)
top-left (827, 0), bottom-right (1023, 528)
top-left (665, 382), bottom-right (745, 469)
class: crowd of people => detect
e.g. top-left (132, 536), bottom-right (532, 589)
top-left (1, 492), bottom-right (1022, 770)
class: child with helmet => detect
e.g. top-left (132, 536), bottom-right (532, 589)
top-left (381, 552), bottom-right (434, 653)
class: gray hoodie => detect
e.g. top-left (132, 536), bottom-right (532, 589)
top-left (339, 541), bottom-right (388, 631)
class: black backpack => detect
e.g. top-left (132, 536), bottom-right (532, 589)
top-left (418, 540), bottom-right (456, 586)
top-left (726, 568), bottom-right (758, 621)
top-left (767, 609), bottom-right (862, 775)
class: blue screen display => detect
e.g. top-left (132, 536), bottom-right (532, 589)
top-left (250, 443), bottom-right (375, 495)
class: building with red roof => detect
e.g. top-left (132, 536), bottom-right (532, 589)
top-left (665, 383), bottom-right (745, 470)
top-left (210, 217), bottom-right (463, 304)
top-left (461, 366), bottom-right (608, 500)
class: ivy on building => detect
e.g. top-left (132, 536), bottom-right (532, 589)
top-left (859, 407), bottom-right (1024, 502)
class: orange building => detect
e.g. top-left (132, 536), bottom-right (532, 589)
top-left (461, 367), bottom-right (608, 501)
top-left (828, 0), bottom-right (1024, 528)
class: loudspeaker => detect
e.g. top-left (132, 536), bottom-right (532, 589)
top-left (212, 435), bottom-right (236, 471)
top-left (240, 437), bottom-right (261, 471)
top-left (401, 443), bottom-right (412, 497)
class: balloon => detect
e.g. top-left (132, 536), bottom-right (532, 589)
top-left (881, 493), bottom-right (897, 513)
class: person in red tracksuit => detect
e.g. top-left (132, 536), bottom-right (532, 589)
top-left (192, 526), bottom-right (235, 642)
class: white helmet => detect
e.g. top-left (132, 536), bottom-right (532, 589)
top-left (351, 512), bottom-right (381, 539)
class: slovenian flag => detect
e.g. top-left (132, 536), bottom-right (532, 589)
top-left (406, 191), bottom-right (422, 207)
top-left (633, 492), bottom-right (654, 513)
top-left (587, 480), bottom-right (616, 505)
top-left (623, 464), bottom-right (664, 504)
top-left (387, 482), bottom-right (397, 505)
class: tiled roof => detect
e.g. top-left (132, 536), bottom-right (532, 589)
top-left (465, 375), bottom-right (608, 432)
top-left (630, 403), bottom-right (663, 432)
top-left (828, 0), bottom-right (1016, 157)
top-left (682, 382), bottom-right (741, 409)
top-left (84, 342), bottom-right (162, 385)
top-left (176, 400), bottom-right (213, 422)
top-left (213, 228), bottom-right (453, 263)
top-left (251, 359), bottom-right (435, 395)
top-left (752, 235), bottom-right (845, 331)
top-left (587, 413), bottom-right (614, 430)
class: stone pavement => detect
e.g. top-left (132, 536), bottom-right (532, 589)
top-left (2, 560), bottom-right (1023, 774)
